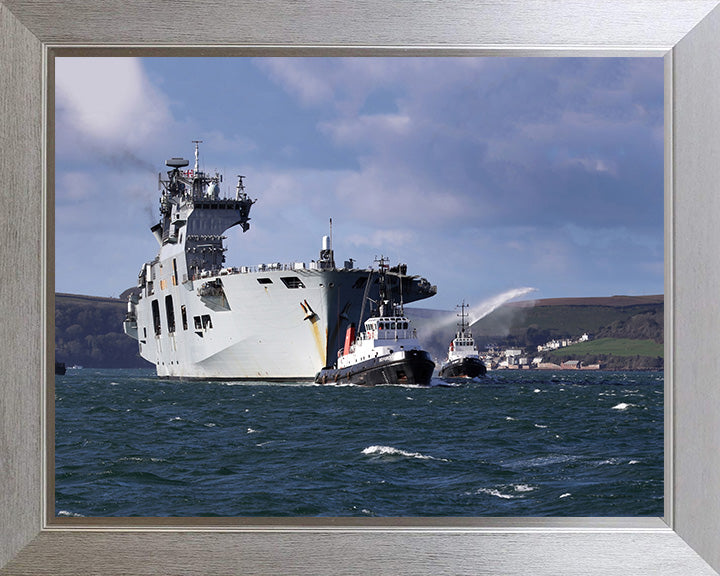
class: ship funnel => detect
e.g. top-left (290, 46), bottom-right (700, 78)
top-left (343, 323), bottom-right (356, 356)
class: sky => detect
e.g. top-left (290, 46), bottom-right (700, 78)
top-left (55, 57), bottom-right (664, 311)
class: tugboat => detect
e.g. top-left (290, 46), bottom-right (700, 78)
top-left (315, 257), bottom-right (435, 386)
top-left (438, 301), bottom-right (487, 379)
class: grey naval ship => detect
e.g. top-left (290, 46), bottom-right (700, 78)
top-left (123, 143), bottom-right (437, 380)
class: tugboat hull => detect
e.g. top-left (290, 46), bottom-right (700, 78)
top-left (315, 349), bottom-right (435, 386)
top-left (439, 356), bottom-right (486, 379)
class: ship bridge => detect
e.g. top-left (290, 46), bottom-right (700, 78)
top-left (155, 143), bottom-right (255, 279)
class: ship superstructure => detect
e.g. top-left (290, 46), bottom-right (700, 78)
top-left (123, 144), bottom-right (436, 379)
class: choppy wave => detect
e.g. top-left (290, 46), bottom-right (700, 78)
top-left (477, 487), bottom-right (516, 499)
top-left (118, 456), bottom-right (165, 463)
top-left (361, 445), bottom-right (449, 462)
top-left (57, 510), bottom-right (85, 517)
top-left (55, 367), bottom-right (663, 517)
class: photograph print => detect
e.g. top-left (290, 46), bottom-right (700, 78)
top-left (54, 56), bottom-right (664, 517)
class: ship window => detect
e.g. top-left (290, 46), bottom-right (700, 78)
top-left (202, 314), bottom-right (212, 329)
top-left (280, 276), bottom-right (305, 289)
top-left (165, 295), bottom-right (176, 333)
top-left (181, 305), bottom-right (188, 330)
top-left (194, 315), bottom-right (202, 330)
top-left (257, 278), bottom-right (273, 284)
top-left (151, 300), bottom-right (161, 335)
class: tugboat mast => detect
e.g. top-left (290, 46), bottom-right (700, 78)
top-left (374, 255), bottom-right (390, 317)
top-left (457, 301), bottom-right (469, 336)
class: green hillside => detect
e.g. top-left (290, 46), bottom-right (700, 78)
top-left (462, 296), bottom-right (661, 347)
top-left (546, 338), bottom-right (664, 370)
top-left (55, 293), bottom-right (149, 368)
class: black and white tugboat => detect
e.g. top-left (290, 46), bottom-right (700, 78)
top-left (438, 301), bottom-right (487, 379)
top-left (315, 257), bottom-right (435, 386)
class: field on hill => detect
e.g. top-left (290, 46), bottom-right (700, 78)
top-left (548, 338), bottom-right (664, 358)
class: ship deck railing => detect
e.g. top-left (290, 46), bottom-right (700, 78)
top-left (186, 261), bottom-right (356, 282)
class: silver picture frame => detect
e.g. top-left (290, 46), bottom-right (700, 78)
top-left (2, 1), bottom-right (720, 574)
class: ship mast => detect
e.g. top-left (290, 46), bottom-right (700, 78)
top-left (375, 255), bottom-right (390, 317)
top-left (192, 139), bottom-right (203, 174)
top-left (457, 301), bottom-right (469, 336)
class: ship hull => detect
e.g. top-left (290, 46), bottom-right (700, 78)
top-left (438, 357), bottom-right (487, 379)
top-left (315, 349), bottom-right (435, 386)
top-left (130, 267), bottom-right (434, 380)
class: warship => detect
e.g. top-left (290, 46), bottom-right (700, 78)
top-left (315, 257), bottom-right (435, 386)
top-left (437, 301), bottom-right (487, 379)
top-left (123, 143), bottom-right (436, 379)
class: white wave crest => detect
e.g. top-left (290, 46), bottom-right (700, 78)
top-left (57, 510), bottom-right (85, 517)
top-left (612, 402), bottom-right (634, 410)
top-left (477, 488), bottom-right (516, 499)
top-left (361, 445), bottom-right (448, 461)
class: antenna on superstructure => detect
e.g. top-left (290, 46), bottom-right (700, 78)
top-left (235, 175), bottom-right (246, 199)
top-left (319, 217), bottom-right (335, 269)
top-left (192, 140), bottom-right (203, 173)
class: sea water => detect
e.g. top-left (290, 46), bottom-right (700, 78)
top-left (55, 369), bottom-right (663, 517)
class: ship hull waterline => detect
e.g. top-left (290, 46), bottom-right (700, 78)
top-left (315, 349), bottom-right (435, 386)
top-left (438, 356), bottom-right (487, 379)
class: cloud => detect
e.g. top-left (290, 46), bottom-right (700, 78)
top-left (261, 57), bottom-right (663, 235)
top-left (346, 228), bottom-right (417, 250)
top-left (54, 57), bottom-right (664, 305)
top-left (56, 57), bottom-right (171, 149)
